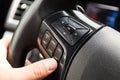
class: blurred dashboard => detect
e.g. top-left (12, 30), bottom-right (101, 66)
top-left (78, 0), bottom-right (120, 31)
top-left (2, 0), bottom-right (35, 38)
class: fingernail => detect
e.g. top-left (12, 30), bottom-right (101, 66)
top-left (44, 58), bottom-right (57, 72)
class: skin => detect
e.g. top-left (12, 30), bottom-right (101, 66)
top-left (0, 37), bottom-right (57, 80)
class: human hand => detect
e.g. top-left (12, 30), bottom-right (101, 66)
top-left (0, 37), bottom-right (57, 80)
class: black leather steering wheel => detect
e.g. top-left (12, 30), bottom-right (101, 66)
top-left (8, 0), bottom-right (41, 67)
top-left (8, 0), bottom-right (77, 67)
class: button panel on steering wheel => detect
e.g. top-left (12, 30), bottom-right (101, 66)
top-left (52, 17), bottom-right (89, 46)
top-left (42, 31), bottom-right (63, 61)
top-left (37, 11), bottom-right (94, 80)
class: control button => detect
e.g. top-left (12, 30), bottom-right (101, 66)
top-left (47, 38), bottom-right (57, 57)
top-left (70, 29), bottom-right (89, 45)
top-left (54, 45), bottom-right (63, 61)
top-left (63, 24), bottom-right (75, 34)
top-left (68, 18), bottom-right (85, 29)
top-left (77, 29), bottom-right (89, 37)
top-left (52, 21), bottom-right (72, 44)
top-left (52, 17), bottom-right (90, 46)
top-left (60, 17), bottom-right (69, 25)
top-left (42, 31), bottom-right (51, 48)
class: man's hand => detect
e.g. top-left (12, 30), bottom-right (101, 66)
top-left (0, 37), bottom-right (57, 80)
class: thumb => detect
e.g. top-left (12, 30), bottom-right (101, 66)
top-left (13, 58), bottom-right (57, 80)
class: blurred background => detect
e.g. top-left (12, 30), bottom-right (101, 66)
top-left (0, 0), bottom-right (120, 37)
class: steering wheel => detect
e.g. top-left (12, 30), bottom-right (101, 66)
top-left (8, 0), bottom-right (120, 80)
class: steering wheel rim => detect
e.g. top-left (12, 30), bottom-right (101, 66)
top-left (8, 0), bottom-right (42, 67)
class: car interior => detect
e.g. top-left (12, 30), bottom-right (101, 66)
top-left (1, 0), bottom-right (120, 80)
